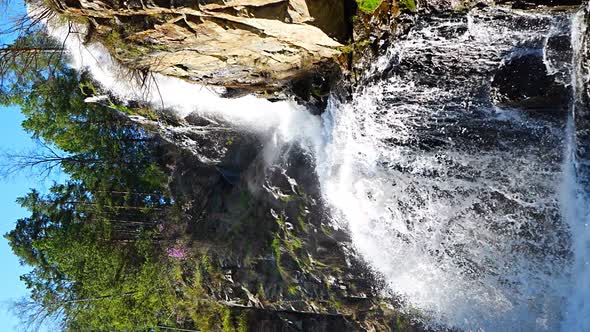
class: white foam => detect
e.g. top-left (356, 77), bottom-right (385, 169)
top-left (316, 8), bottom-right (573, 331)
top-left (30, 5), bottom-right (590, 331)
top-left (560, 10), bottom-right (590, 332)
top-left (39, 13), bottom-right (323, 163)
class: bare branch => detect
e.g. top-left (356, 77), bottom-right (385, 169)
top-left (0, 140), bottom-right (71, 180)
top-left (10, 297), bottom-right (62, 332)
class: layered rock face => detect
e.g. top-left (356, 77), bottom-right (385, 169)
top-left (56, 0), bottom-right (351, 90)
top-left (42, 0), bottom-right (590, 330)
top-left (159, 132), bottom-right (402, 331)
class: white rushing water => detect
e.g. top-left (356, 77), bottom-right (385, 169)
top-left (317, 8), bottom-right (582, 332)
top-left (560, 10), bottom-right (590, 332)
top-left (38, 10), bottom-right (323, 163)
top-left (39, 5), bottom-right (590, 331)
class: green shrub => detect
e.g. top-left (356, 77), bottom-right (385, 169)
top-left (399, 0), bottom-right (417, 12)
top-left (356, 0), bottom-right (382, 13)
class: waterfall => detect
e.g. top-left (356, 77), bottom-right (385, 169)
top-left (37, 8), bottom-right (324, 163)
top-left (37, 4), bottom-right (590, 331)
top-left (317, 7), bottom-right (579, 331)
top-left (561, 10), bottom-right (590, 331)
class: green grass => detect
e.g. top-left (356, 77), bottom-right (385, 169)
top-left (238, 312), bottom-right (249, 332)
top-left (271, 238), bottom-right (282, 259)
top-left (399, 0), bottom-right (417, 12)
top-left (356, 0), bottom-right (382, 13)
top-left (287, 285), bottom-right (299, 296)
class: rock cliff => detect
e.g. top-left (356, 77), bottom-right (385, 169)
top-left (50, 0), bottom-right (352, 91)
top-left (32, 0), bottom-right (590, 330)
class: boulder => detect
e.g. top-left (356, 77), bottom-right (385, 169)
top-left (59, 0), bottom-right (351, 90)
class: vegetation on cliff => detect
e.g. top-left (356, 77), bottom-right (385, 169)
top-left (357, 0), bottom-right (383, 13)
top-left (1, 32), bottom-right (177, 330)
top-left (0, 1), bottom-right (426, 331)
top-left (0, 54), bottom-right (399, 329)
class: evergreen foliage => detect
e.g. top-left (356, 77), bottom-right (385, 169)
top-left (0, 26), bottom-right (228, 331)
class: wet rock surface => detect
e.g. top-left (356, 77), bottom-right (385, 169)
top-left (323, 5), bottom-right (581, 331)
top-left (575, 7), bottom-right (590, 190)
top-left (147, 114), bottom-right (421, 330)
top-left (490, 45), bottom-right (569, 112)
top-left (52, 0), bottom-right (590, 330)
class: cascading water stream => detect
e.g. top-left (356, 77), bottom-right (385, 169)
top-left (560, 9), bottom-right (590, 331)
top-left (33, 5), bottom-right (324, 162)
top-left (38, 4), bottom-right (590, 331)
top-left (317, 7), bottom-right (586, 331)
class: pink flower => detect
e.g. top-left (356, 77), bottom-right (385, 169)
top-left (166, 246), bottom-right (187, 259)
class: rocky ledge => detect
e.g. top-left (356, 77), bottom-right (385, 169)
top-left (51, 0), bottom-right (354, 91)
top-left (34, 0), bottom-right (590, 331)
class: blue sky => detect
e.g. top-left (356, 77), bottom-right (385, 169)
top-left (0, 2), bottom-right (54, 330)
top-left (0, 107), bottom-right (48, 331)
